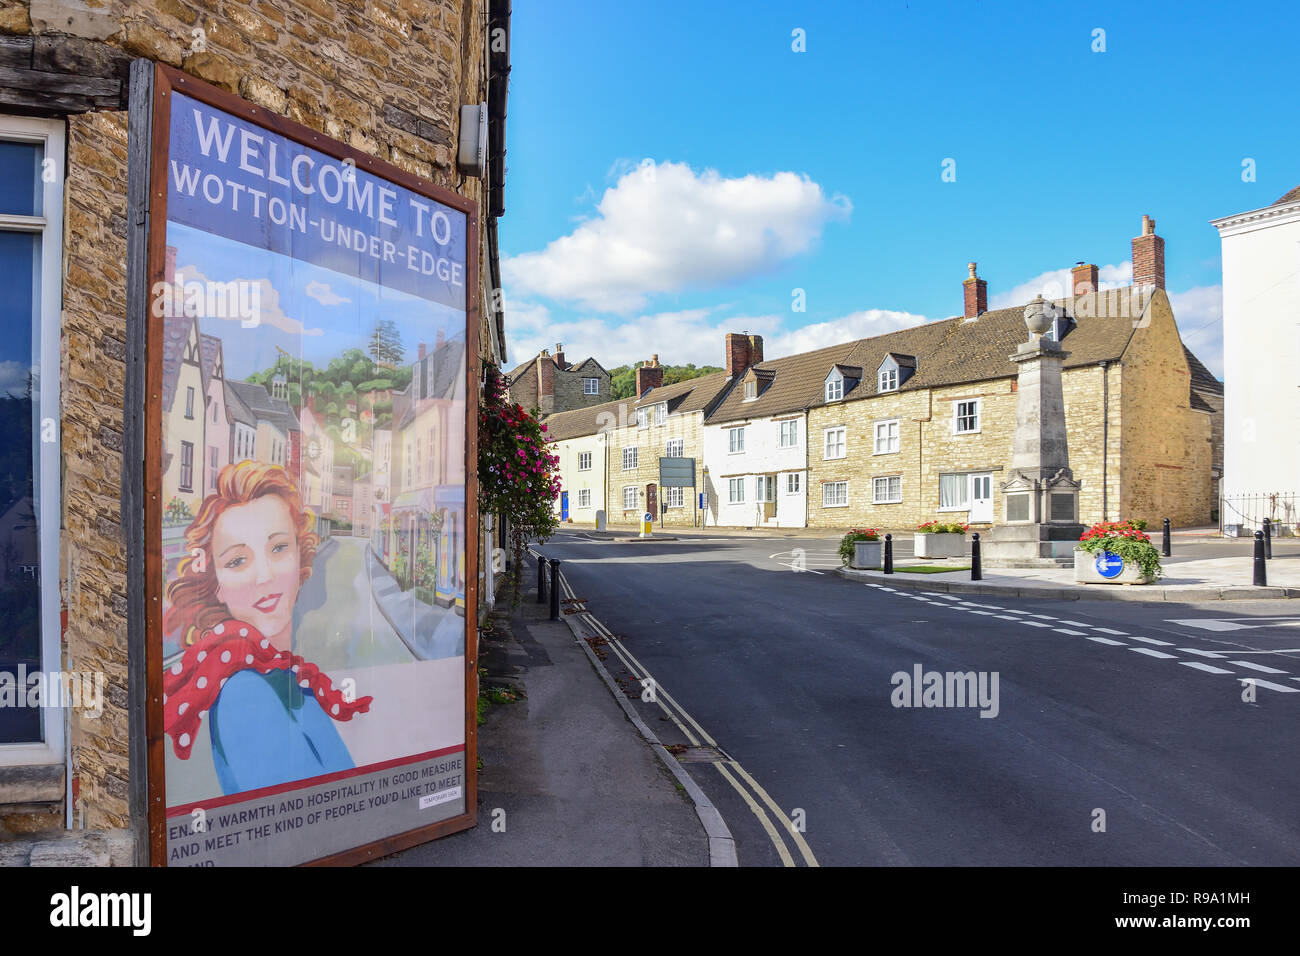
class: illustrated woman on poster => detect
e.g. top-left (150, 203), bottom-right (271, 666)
top-left (162, 460), bottom-right (372, 796)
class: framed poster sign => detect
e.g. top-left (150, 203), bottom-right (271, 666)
top-left (141, 65), bottom-right (478, 865)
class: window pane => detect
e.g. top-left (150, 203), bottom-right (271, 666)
top-left (0, 229), bottom-right (40, 744)
top-left (939, 473), bottom-right (968, 508)
top-left (0, 141), bottom-right (42, 216)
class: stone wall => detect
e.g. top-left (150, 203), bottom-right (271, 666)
top-left (552, 365), bottom-right (610, 413)
top-left (606, 406), bottom-right (705, 528)
top-left (1118, 292), bottom-right (1213, 527)
top-left (1, 0), bottom-right (493, 849)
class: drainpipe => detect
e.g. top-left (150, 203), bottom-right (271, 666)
top-left (1100, 361), bottom-right (1110, 521)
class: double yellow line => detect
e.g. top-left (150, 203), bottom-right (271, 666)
top-left (548, 558), bottom-right (819, 867)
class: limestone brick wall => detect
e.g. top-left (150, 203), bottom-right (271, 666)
top-left (606, 406), bottom-right (706, 528)
top-left (1061, 361), bottom-right (1123, 525)
top-left (1, 0), bottom-right (492, 844)
top-left (1117, 292), bottom-right (1213, 527)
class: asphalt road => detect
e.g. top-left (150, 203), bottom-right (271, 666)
top-left (537, 530), bottom-right (1300, 866)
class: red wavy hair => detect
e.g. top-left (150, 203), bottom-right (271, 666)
top-left (163, 460), bottom-right (318, 646)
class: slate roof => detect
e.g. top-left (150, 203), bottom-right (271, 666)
top-left (634, 370), bottom-right (731, 416)
top-left (227, 380), bottom-right (300, 434)
top-left (1184, 347), bottom-right (1223, 395)
top-left (706, 341), bottom-right (858, 425)
top-left (1273, 183), bottom-right (1300, 206)
top-left (542, 398), bottom-right (626, 443)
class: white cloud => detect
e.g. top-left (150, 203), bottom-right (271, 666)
top-left (0, 359), bottom-right (30, 397)
top-left (1168, 285), bottom-right (1223, 378)
top-left (304, 280), bottom-right (351, 307)
top-left (765, 309), bottom-right (938, 357)
top-left (990, 262), bottom-right (1133, 310)
top-left (503, 160), bottom-right (851, 313)
top-left (174, 264), bottom-right (324, 337)
top-left (504, 297), bottom-right (782, 370)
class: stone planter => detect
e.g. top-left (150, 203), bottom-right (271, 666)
top-left (915, 532), bottom-right (965, 559)
top-left (1073, 549), bottom-right (1154, 585)
top-left (852, 540), bottom-right (883, 569)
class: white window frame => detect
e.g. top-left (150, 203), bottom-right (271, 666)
top-left (878, 367), bottom-right (898, 392)
top-left (822, 481), bottom-right (848, 508)
top-left (728, 426), bottom-right (745, 454)
top-left (872, 475), bottom-right (902, 504)
top-left (654, 402), bottom-right (667, 426)
top-left (873, 419), bottom-right (899, 455)
top-left (578, 451), bottom-right (592, 471)
top-left (743, 379), bottom-right (757, 401)
top-left (664, 486), bottom-right (684, 508)
top-left (728, 477), bottom-right (746, 503)
top-left (778, 419), bottom-right (798, 448)
top-left (583, 377), bottom-right (599, 395)
top-left (785, 473), bottom-right (801, 494)
top-left (825, 376), bottom-right (843, 402)
top-left (636, 407), bottom-right (648, 430)
top-left (665, 438), bottom-right (683, 458)
top-left (954, 398), bottom-right (981, 434)
top-left (823, 426), bottom-right (846, 460)
top-left (577, 488), bottom-right (592, 508)
top-left (622, 486), bottom-right (638, 510)
top-left (0, 115), bottom-right (65, 766)
top-left (622, 446), bottom-right (638, 470)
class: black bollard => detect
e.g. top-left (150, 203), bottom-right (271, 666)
top-left (1162, 517), bottom-right (1171, 557)
top-left (971, 532), bottom-right (982, 581)
top-left (536, 552), bottom-right (546, 603)
top-left (1263, 518), bottom-right (1272, 560)
top-left (1253, 531), bottom-right (1268, 587)
top-left (884, 533), bottom-right (894, 574)
top-left (549, 559), bottom-right (562, 620)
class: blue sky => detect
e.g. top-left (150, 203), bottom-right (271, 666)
top-left (497, 0), bottom-right (1300, 376)
top-left (168, 222), bottom-right (463, 381)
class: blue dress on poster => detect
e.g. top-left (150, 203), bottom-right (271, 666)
top-left (209, 669), bottom-right (355, 795)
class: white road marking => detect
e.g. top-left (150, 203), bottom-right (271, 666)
top-left (1181, 661), bottom-right (1235, 675)
top-left (1242, 679), bottom-right (1300, 694)
top-left (1087, 637), bottom-right (1127, 646)
top-left (1131, 648), bottom-right (1178, 659)
top-left (1027, 614), bottom-right (1057, 620)
top-left (1128, 636), bottom-right (1175, 646)
top-left (969, 610), bottom-right (996, 616)
top-left (1020, 621), bottom-right (1052, 628)
top-left (1059, 620), bottom-right (1092, 628)
top-left (1094, 627), bottom-right (1129, 636)
top-left (994, 614), bottom-right (1021, 621)
top-left (1180, 648), bottom-right (1228, 658)
top-left (1167, 618), bottom-right (1300, 632)
top-left (999, 609), bottom-right (1029, 615)
top-left (1230, 661), bottom-right (1289, 674)
top-left (1055, 628), bottom-right (1088, 636)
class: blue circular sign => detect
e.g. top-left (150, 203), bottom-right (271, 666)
top-left (1094, 550), bottom-right (1125, 579)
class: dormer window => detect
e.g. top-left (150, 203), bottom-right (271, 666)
top-left (826, 376), bottom-right (843, 402)
top-left (744, 379), bottom-right (757, 400)
top-left (878, 368), bottom-right (897, 392)
top-left (877, 354), bottom-right (915, 392)
top-left (1044, 315), bottom-right (1072, 342)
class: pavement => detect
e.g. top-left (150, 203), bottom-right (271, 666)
top-left (837, 540), bottom-right (1300, 601)
top-left (365, 545), bottom-right (466, 659)
top-left (373, 559), bottom-right (710, 867)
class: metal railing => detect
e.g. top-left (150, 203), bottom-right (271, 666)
top-left (1220, 493), bottom-right (1297, 536)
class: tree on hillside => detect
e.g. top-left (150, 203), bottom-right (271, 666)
top-left (369, 319), bottom-right (405, 367)
top-left (607, 363), bottom-right (723, 400)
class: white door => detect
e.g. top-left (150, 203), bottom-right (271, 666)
top-left (969, 473), bottom-right (993, 522)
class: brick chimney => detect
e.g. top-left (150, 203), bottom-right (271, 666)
top-left (435, 328), bottom-right (446, 349)
top-left (417, 341), bottom-right (427, 360)
top-left (536, 348), bottom-right (554, 413)
top-left (963, 262), bottom-right (987, 318)
top-left (635, 354), bottom-right (663, 397)
top-left (1131, 214), bottom-right (1165, 291)
top-left (1071, 261), bottom-right (1098, 295)
top-left (725, 332), bottom-right (764, 378)
top-left (553, 342), bottom-right (565, 369)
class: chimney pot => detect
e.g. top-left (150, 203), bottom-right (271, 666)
top-left (417, 341), bottom-right (426, 360)
top-left (635, 357), bottom-right (664, 398)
